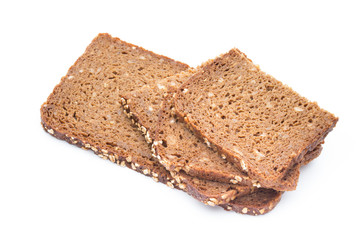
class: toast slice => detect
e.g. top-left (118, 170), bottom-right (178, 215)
top-left (41, 33), bottom-right (276, 214)
top-left (174, 49), bottom-right (338, 190)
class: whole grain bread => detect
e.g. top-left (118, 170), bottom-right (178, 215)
top-left (40, 34), bottom-right (278, 214)
top-left (155, 94), bottom-right (324, 190)
top-left (121, 73), bottom-right (254, 186)
top-left (174, 48), bottom-right (338, 190)
top-left (122, 73), bottom-right (324, 190)
top-left (41, 33), bottom-right (190, 187)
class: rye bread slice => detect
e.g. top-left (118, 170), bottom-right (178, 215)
top-left (122, 75), bottom-right (324, 190)
top-left (40, 33), bottom-right (273, 214)
top-left (174, 48), bottom-right (338, 190)
top-left (41, 33), bottom-right (188, 188)
top-left (155, 94), bottom-right (324, 190)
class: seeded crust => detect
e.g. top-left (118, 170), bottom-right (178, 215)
top-left (220, 188), bottom-right (282, 215)
top-left (174, 48), bottom-right (338, 190)
top-left (40, 34), bottom-right (280, 214)
top-left (41, 120), bottom-right (178, 187)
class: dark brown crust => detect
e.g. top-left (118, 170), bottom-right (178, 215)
top-left (220, 189), bottom-right (283, 215)
top-left (183, 177), bottom-right (253, 205)
top-left (302, 145), bottom-right (323, 165)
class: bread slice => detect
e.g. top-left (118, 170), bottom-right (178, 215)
top-left (174, 49), bottom-right (338, 190)
top-left (122, 73), bottom-right (324, 190)
top-left (155, 94), bottom-right (324, 190)
top-left (41, 33), bottom-right (278, 214)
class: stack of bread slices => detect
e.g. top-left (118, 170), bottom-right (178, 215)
top-left (41, 33), bottom-right (338, 215)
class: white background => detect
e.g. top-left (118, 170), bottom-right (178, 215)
top-left (1, 0), bottom-right (359, 239)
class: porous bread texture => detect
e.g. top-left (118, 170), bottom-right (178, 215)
top-left (40, 33), bottom-right (274, 214)
top-left (41, 33), bottom-right (188, 163)
top-left (122, 69), bottom-right (197, 139)
top-left (41, 33), bottom-right (189, 188)
top-left (155, 94), bottom-right (324, 190)
top-left (120, 70), bottom-right (256, 203)
top-left (121, 71), bottom-right (257, 187)
top-left (155, 93), bottom-right (255, 186)
top-left (122, 66), bottom-right (325, 191)
top-left (175, 48), bottom-right (338, 190)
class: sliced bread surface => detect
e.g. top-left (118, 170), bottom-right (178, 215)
top-left (122, 75), bottom-right (324, 190)
top-left (121, 71), bottom-right (255, 186)
top-left (41, 34), bottom-right (276, 214)
top-left (155, 94), bottom-right (324, 191)
top-left (174, 49), bottom-right (338, 189)
top-left (41, 33), bottom-right (190, 189)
